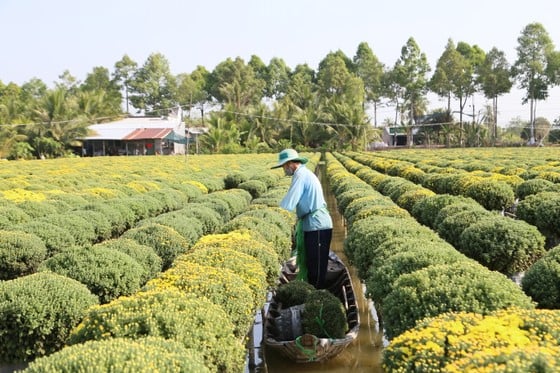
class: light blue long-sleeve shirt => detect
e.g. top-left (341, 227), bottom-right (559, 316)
top-left (280, 165), bottom-right (333, 231)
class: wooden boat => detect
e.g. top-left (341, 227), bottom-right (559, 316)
top-left (263, 251), bottom-right (360, 363)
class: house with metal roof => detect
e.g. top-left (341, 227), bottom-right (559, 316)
top-left (82, 108), bottom-right (186, 156)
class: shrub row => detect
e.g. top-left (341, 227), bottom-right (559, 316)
top-left (337, 152), bottom-right (547, 277)
top-left (326, 153), bottom-right (535, 342)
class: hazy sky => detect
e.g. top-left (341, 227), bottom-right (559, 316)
top-left (1, 0), bottom-right (559, 126)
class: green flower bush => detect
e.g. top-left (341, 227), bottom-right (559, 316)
top-left (383, 308), bottom-right (560, 372)
top-left (366, 242), bottom-right (465, 302)
top-left (0, 272), bottom-right (98, 363)
top-left (464, 179), bottom-right (515, 211)
top-left (16, 200), bottom-right (59, 219)
top-left (0, 230), bottom-right (47, 280)
top-left (40, 246), bottom-right (144, 303)
top-left (68, 289), bottom-right (244, 372)
top-left (381, 261), bottom-right (535, 340)
top-left (178, 247), bottom-right (268, 309)
top-left (121, 223), bottom-right (191, 270)
top-left (81, 201), bottom-right (131, 236)
top-left (224, 171), bottom-right (249, 189)
top-left (221, 215), bottom-right (291, 260)
top-left (144, 188), bottom-right (190, 212)
top-left (517, 192), bottom-right (560, 247)
top-left (179, 202), bottom-right (223, 233)
top-left (522, 245), bottom-right (560, 309)
top-left (302, 289), bottom-right (347, 339)
top-left (37, 213), bottom-right (97, 246)
top-left (192, 230), bottom-right (280, 285)
top-left (395, 188), bottom-right (436, 213)
top-left (516, 178), bottom-right (559, 199)
top-left (0, 205), bottom-right (31, 228)
top-left (459, 216), bottom-right (546, 275)
top-left (145, 261), bottom-right (254, 337)
top-left (93, 238), bottom-right (162, 285)
top-left (238, 179), bottom-right (268, 199)
top-left (342, 195), bottom-right (394, 224)
top-left (193, 195), bottom-right (232, 221)
top-left (436, 208), bottom-right (492, 248)
top-left (344, 216), bottom-right (435, 278)
top-left (22, 337), bottom-right (210, 373)
top-left (139, 212), bottom-right (204, 246)
top-left (71, 209), bottom-right (113, 242)
top-left (411, 194), bottom-right (472, 228)
top-left (13, 221), bottom-right (76, 257)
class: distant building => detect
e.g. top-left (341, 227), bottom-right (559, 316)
top-left (82, 108), bottom-right (187, 156)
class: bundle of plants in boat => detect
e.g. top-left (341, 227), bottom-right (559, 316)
top-left (274, 281), bottom-right (347, 339)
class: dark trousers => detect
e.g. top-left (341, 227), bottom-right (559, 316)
top-left (304, 228), bottom-right (332, 289)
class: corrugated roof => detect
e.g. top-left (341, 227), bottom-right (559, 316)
top-left (123, 128), bottom-right (172, 140)
top-left (84, 116), bottom-right (183, 140)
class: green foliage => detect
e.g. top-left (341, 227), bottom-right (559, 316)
top-left (179, 247), bottom-right (268, 309)
top-left (381, 261), bottom-right (535, 340)
top-left (71, 209), bottom-right (113, 242)
top-left (0, 230), bottom-right (47, 280)
top-left (40, 246), bottom-right (144, 303)
top-left (121, 223), bottom-right (191, 270)
top-left (366, 243), bottom-right (465, 302)
top-left (517, 192), bottom-right (560, 246)
top-left (81, 202), bottom-right (132, 236)
top-left (69, 289), bottom-right (244, 372)
top-left (193, 195), bottom-right (232, 221)
top-left (13, 221), bottom-right (76, 257)
top-left (275, 280), bottom-right (316, 308)
top-left (342, 195), bottom-right (394, 224)
top-left (516, 178), bottom-right (560, 199)
top-left (179, 203), bottom-right (223, 234)
top-left (464, 179), bottom-right (515, 210)
top-left (224, 171), bottom-right (249, 188)
top-left (344, 216), bottom-right (434, 278)
top-left (522, 245), bottom-right (560, 308)
top-left (302, 289), bottom-right (347, 339)
top-left (139, 212), bottom-right (204, 246)
top-left (145, 261), bottom-right (254, 337)
top-left (435, 208), bottom-right (492, 247)
top-left (192, 230), bottom-right (280, 286)
top-left (37, 213), bottom-right (97, 246)
top-left (22, 337), bottom-right (210, 373)
top-left (0, 272), bottom-right (98, 363)
top-left (238, 179), bottom-right (268, 198)
top-left (221, 215), bottom-right (291, 260)
top-left (459, 216), bottom-right (546, 275)
top-left (411, 194), bottom-right (472, 228)
top-left (395, 188), bottom-right (435, 213)
top-left (0, 205), bottom-right (31, 228)
top-left (144, 188), bottom-right (190, 212)
top-left (93, 238), bottom-right (162, 285)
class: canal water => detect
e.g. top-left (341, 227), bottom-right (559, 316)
top-left (245, 163), bottom-right (386, 373)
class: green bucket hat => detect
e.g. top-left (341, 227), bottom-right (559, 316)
top-left (271, 149), bottom-right (308, 169)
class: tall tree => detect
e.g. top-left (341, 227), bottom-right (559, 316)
top-left (129, 53), bottom-right (177, 115)
top-left (265, 57), bottom-right (291, 100)
top-left (512, 22), bottom-right (557, 144)
top-left (478, 47), bottom-right (513, 144)
top-left (208, 57), bottom-right (265, 111)
top-left (80, 66), bottom-right (123, 117)
top-left (113, 54), bottom-right (138, 114)
top-left (353, 42), bottom-right (384, 126)
top-left (392, 37), bottom-right (430, 146)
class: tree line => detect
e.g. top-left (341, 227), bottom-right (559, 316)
top-left (0, 22), bottom-right (559, 159)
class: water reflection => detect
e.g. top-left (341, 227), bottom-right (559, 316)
top-left (245, 164), bottom-right (386, 372)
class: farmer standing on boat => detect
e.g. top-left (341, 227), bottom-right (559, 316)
top-left (272, 149), bottom-right (333, 289)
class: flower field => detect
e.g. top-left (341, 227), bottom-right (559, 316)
top-left (1, 148), bottom-right (560, 372)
